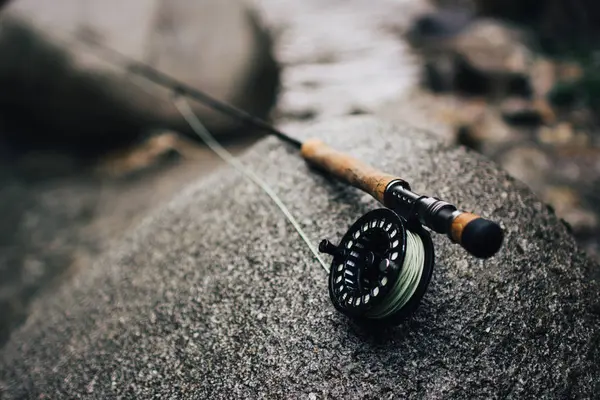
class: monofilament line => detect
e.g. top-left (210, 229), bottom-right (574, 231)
top-left (173, 95), bottom-right (330, 273)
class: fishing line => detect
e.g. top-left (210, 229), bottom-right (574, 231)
top-left (366, 230), bottom-right (424, 319)
top-left (173, 95), bottom-right (329, 273)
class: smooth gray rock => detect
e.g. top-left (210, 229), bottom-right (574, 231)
top-left (1, 116), bottom-right (599, 398)
top-left (0, 0), bottom-right (278, 154)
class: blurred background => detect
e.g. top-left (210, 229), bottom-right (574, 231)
top-left (0, 0), bottom-right (599, 345)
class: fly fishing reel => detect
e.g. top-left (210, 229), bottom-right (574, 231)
top-left (319, 208), bottom-right (434, 325)
top-left (316, 178), bottom-right (504, 325)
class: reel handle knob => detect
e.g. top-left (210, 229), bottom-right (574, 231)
top-left (450, 212), bottom-right (504, 259)
top-left (319, 239), bottom-right (343, 256)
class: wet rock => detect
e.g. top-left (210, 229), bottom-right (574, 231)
top-left (530, 58), bottom-right (557, 99)
top-left (406, 8), bottom-right (474, 45)
top-left (455, 107), bottom-right (518, 153)
top-left (543, 186), bottom-right (598, 235)
top-left (471, 0), bottom-right (600, 51)
top-left (451, 20), bottom-right (533, 97)
top-left (0, 0), bottom-right (279, 157)
top-left (1, 116), bottom-right (598, 398)
top-left (94, 132), bottom-right (182, 179)
top-left (453, 20), bottom-right (532, 75)
top-left (422, 57), bottom-right (458, 93)
top-left (456, 124), bottom-right (483, 151)
top-left (499, 98), bottom-right (547, 126)
top-left (561, 207), bottom-right (599, 235)
top-left (536, 122), bottom-right (575, 146)
top-left (412, 18), bottom-right (534, 98)
top-left (497, 144), bottom-right (552, 193)
top-left (407, 9), bottom-right (474, 94)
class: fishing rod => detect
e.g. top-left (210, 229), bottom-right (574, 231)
top-left (75, 36), bottom-right (504, 325)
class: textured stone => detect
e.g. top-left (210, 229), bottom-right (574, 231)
top-left (1, 116), bottom-right (598, 398)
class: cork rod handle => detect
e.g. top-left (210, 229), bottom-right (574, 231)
top-left (300, 139), bottom-right (401, 204)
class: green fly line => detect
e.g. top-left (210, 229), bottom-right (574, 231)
top-left (366, 230), bottom-right (425, 319)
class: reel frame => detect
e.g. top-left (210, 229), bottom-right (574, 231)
top-left (321, 208), bottom-right (435, 326)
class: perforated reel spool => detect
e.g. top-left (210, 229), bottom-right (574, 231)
top-left (328, 208), bottom-right (435, 325)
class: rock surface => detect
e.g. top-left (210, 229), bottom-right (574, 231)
top-left (1, 116), bottom-right (598, 398)
top-left (0, 0), bottom-right (278, 155)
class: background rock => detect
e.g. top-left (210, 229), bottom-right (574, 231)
top-left (0, 117), bottom-right (598, 398)
top-left (435, 0), bottom-right (600, 52)
top-left (0, 0), bottom-right (279, 157)
top-left (410, 16), bottom-right (534, 98)
top-left (471, 0), bottom-right (600, 51)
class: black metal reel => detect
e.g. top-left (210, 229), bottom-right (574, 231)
top-left (319, 208), bottom-right (435, 326)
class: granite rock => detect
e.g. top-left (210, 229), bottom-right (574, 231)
top-left (0, 116), bottom-right (599, 398)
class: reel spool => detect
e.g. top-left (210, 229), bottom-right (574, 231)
top-left (319, 208), bottom-right (434, 325)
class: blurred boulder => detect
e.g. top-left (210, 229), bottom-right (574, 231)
top-left (543, 185), bottom-right (598, 235)
top-left (455, 108), bottom-right (517, 153)
top-left (499, 98), bottom-right (550, 126)
top-left (406, 8), bottom-right (474, 46)
top-left (471, 0), bottom-right (540, 22)
top-left (471, 0), bottom-right (600, 51)
top-left (450, 20), bottom-right (534, 97)
top-left (536, 122), bottom-right (575, 146)
top-left (0, 0), bottom-right (279, 157)
top-left (410, 16), bottom-right (534, 98)
top-left (497, 143), bottom-right (552, 193)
